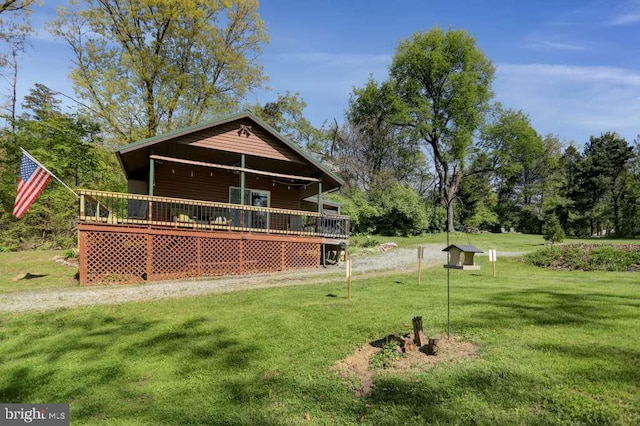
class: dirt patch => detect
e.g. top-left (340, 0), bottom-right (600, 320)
top-left (332, 334), bottom-right (477, 397)
top-left (53, 255), bottom-right (79, 268)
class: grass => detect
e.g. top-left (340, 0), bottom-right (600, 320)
top-left (351, 231), bottom-right (640, 253)
top-left (1, 255), bottom-right (639, 424)
top-left (0, 250), bottom-right (79, 294)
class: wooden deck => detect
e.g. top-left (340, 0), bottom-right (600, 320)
top-left (77, 190), bottom-right (349, 285)
top-left (79, 190), bottom-right (349, 239)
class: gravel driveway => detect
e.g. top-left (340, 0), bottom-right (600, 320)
top-left (1, 245), bottom-right (518, 313)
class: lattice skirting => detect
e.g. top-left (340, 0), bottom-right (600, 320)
top-left (79, 227), bottom-right (322, 285)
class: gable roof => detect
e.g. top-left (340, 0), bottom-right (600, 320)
top-left (442, 244), bottom-right (483, 253)
top-left (116, 110), bottom-right (344, 186)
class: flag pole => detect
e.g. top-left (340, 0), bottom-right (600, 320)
top-left (21, 148), bottom-right (79, 198)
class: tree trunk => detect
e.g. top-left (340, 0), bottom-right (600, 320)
top-left (446, 200), bottom-right (455, 232)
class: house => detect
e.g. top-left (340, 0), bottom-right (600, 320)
top-left (442, 244), bottom-right (483, 270)
top-left (77, 111), bottom-right (349, 285)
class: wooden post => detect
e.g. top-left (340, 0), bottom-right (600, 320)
top-left (489, 249), bottom-right (497, 277)
top-left (79, 194), bottom-right (85, 220)
top-left (412, 316), bottom-right (425, 347)
top-left (146, 234), bottom-right (153, 281)
top-left (238, 239), bottom-right (244, 274)
top-left (280, 241), bottom-right (285, 271)
top-left (317, 179), bottom-right (323, 214)
top-left (78, 230), bottom-right (86, 284)
top-left (196, 238), bottom-right (202, 276)
top-left (240, 154), bottom-right (246, 228)
top-left (149, 157), bottom-right (155, 196)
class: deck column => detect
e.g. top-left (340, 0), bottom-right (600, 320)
top-left (240, 154), bottom-right (246, 205)
top-left (240, 154), bottom-right (246, 227)
top-left (317, 179), bottom-right (323, 214)
top-left (149, 156), bottom-right (155, 196)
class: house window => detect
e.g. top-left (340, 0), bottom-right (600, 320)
top-left (229, 187), bottom-right (270, 229)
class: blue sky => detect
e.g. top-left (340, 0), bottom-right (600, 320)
top-left (8, 0), bottom-right (640, 146)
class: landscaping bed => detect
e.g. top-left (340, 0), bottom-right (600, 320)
top-left (525, 244), bottom-right (640, 271)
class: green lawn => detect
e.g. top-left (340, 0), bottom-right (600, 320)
top-left (0, 250), bottom-right (79, 294)
top-left (351, 231), bottom-right (640, 252)
top-left (1, 256), bottom-right (638, 424)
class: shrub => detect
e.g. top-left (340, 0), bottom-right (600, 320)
top-left (543, 214), bottom-right (565, 245)
top-left (525, 244), bottom-right (640, 271)
top-left (330, 190), bottom-right (378, 234)
top-left (369, 182), bottom-right (429, 236)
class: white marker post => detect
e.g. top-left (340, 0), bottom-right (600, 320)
top-left (417, 246), bottom-right (424, 285)
top-left (345, 259), bottom-right (352, 299)
top-left (488, 249), bottom-right (497, 277)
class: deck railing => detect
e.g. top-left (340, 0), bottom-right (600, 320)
top-left (78, 190), bottom-right (349, 239)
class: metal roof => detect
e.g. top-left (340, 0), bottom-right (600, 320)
top-left (442, 244), bottom-right (484, 253)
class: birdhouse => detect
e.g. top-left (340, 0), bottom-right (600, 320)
top-left (442, 244), bottom-right (483, 270)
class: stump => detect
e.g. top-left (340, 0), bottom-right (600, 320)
top-left (426, 338), bottom-right (439, 355)
top-left (402, 336), bottom-right (416, 352)
top-left (412, 316), bottom-right (426, 347)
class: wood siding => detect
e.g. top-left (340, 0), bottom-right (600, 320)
top-left (171, 118), bottom-right (306, 164)
top-left (154, 162), bottom-right (301, 210)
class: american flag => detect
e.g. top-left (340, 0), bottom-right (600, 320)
top-left (13, 152), bottom-right (52, 219)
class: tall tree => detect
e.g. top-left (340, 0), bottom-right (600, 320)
top-left (0, 0), bottom-right (35, 135)
top-left (341, 78), bottom-right (425, 191)
top-left (389, 28), bottom-right (495, 231)
top-left (49, 0), bottom-right (268, 143)
top-left (618, 139), bottom-right (639, 236)
top-left (482, 107), bottom-right (562, 232)
top-left (251, 91), bottom-right (325, 152)
top-left (581, 132), bottom-right (633, 235)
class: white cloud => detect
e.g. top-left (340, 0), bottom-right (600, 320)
top-left (607, 0), bottom-right (640, 26)
top-left (276, 52), bottom-right (392, 68)
top-left (495, 63), bottom-right (640, 143)
top-left (525, 39), bottom-right (587, 51)
top-left (608, 12), bottom-right (640, 26)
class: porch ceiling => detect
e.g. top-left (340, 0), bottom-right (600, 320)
top-left (120, 142), bottom-right (341, 192)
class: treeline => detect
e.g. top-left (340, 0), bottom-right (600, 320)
top-left (319, 30), bottom-right (640, 238)
top-left (0, 85), bottom-right (125, 250)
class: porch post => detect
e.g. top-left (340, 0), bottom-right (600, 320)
top-left (240, 154), bottom-right (246, 205)
top-left (148, 155), bottom-right (155, 196)
top-left (317, 178), bottom-right (323, 213)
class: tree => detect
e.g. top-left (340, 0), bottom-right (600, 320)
top-left (0, 1), bottom-right (36, 14)
top-left (48, 0), bottom-right (268, 143)
top-left (618, 139), bottom-right (639, 236)
top-left (389, 28), bottom-right (495, 231)
top-left (368, 180), bottom-right (429, 236)
top-left (0, 85), bottom-right (125, 249)
top-left (569, 133), bottom-right (633, 236)
top-left (0, 0), bottom-right (35, 135)
top-left (339, 78), bottom-right (426, 192)
top-left (251, 91), bottom-right (325, 152)
top-left (482, 107), bottom-right (562, 233)
top-left (542, 213), bottom-right (564, 245)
